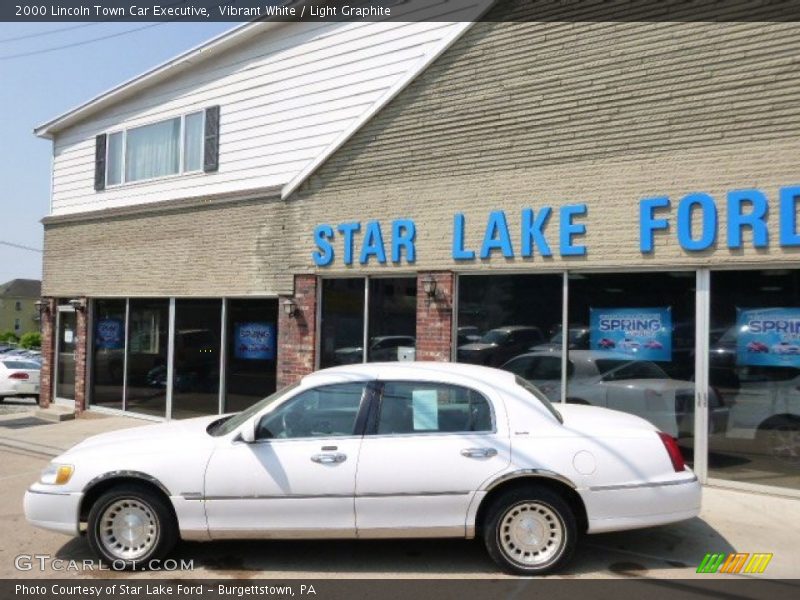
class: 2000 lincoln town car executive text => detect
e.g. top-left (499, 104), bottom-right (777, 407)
top-left (24, 362), bottom-right (700, 575)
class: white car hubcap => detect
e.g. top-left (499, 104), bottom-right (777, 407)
top-left (499, 502), bottom-right (565, 567)
top-left (99, 499), bottom-right (159, 561)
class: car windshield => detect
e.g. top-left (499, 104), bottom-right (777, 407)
top-left (209, 382), bottom-right (300, 437)
top-left (514, 376), bottom-right (563, 424)
top-left (481, 330), bottom-right (509, 344)
top-left (2, 360), bottom-right (39, 370)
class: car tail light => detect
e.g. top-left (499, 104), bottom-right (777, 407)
top-left (658, 431), bottom-right (686, 472)
top-left (8, 372), bottom-right (29, 380)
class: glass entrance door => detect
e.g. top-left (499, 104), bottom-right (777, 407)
top-left (55, 308), bottom-right (77, 402)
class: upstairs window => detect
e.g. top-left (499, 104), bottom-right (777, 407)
top-left (106, 112), bottom-right (201, 186)
top-left (96, 106), bottom-right (218, 190)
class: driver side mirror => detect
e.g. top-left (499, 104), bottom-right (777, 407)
top-left (239, 419), bottom-right (256, 443)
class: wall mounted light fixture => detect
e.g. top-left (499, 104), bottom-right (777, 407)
top-left (422, 276), bottom-right (438, 299)
top-left (68, 298), bottom-right (86, 312)
top-left (283, 299), bottom-right (298, 317)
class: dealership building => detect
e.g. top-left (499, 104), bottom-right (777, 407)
top-left (33, 2), bottom-right (800, 497)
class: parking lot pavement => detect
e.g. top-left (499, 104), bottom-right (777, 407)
top-left (0, 411), bottom-right (798, 580)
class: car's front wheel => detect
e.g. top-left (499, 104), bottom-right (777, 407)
top-left (483, 485), bottom-right (577, 575)
top-left (87, 483), bottom-right (177, 569)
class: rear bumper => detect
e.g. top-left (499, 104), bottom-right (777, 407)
top-left (584, 474), bottom-right (702, 534)
top-left (24, 486), bottom-right (82, 536)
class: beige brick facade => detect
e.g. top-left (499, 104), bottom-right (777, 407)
top-left (43, 19), bottom-right (800, 297)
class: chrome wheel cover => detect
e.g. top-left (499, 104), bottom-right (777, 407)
top-left (99, 498), bottom-right (159, 561)
top-left (498, 501), bottom-right (566, 568)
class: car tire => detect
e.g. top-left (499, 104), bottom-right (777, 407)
top-left (87, 483), bottom-right (178, 570)
top-left (483, 485), bottom-right (577, 576)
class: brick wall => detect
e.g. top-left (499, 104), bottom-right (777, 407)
top-left (276, 275), bottom-right (318, 387)
top-left (416, 272), bottom-right (454, 362)
top-left (38, 299), bottom-right (55, 409)
top-left (74, 299), bottom-right (88, 412)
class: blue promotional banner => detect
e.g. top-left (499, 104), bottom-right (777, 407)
top-left (736, 307), bottom-right (800, 367)
top-left (234, 322), bottom-right (275, 360)
top-left (590, 307), bottom-right (672, 361)
top-left (95, 318), bottom-right (124, 350)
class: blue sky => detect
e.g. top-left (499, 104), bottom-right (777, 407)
top-left (0, 21), bottom-right (238, 284)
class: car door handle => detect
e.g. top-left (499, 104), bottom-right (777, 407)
top-left (311, 453), bottom-right (347, 464)
top-left (461, 448), bottom-right (498, 458)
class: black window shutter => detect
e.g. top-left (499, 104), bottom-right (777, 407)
top-left (203, 105), bottom-right (220, 173)
top-left (94, 134), bottom-right (107, 191)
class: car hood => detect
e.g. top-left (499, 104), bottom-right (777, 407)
top-left (557, 403), bottom-right (657, 434)
top-left (63, 414), bottom-right (223, 457)
top-left (458, 343), bottom-right (495, 352)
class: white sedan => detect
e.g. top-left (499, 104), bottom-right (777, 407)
top-left (24, 362), bottom-right (700, 575)
top-left (0, 358), bottom-right (40, 401)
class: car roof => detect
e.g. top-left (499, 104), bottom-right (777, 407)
top-left (302, 361), bottom-right (518, 390)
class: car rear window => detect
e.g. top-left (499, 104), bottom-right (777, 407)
top-left (2, 360), bottom-right (39, 370)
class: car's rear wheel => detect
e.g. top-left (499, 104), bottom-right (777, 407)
top-left (87, 484), bottom-right (177, 570)
top-left (483, 486), bottom-right (577, 575)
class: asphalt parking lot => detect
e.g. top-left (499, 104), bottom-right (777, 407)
top-left (0, 408), bottom-right (798, 580)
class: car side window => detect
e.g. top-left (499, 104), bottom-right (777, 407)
top-left (376, 381), bottom-right (493, 434)
top-left (256, 383), bottom-right (366, 440)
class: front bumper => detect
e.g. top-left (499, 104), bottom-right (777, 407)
top-left (24, 485), bottom-right (82, 536)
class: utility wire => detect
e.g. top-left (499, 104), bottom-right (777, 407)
top-left (0, 22), bottom-right (102, 45)
top-left (0, 241), bottom-right (43, 253)
top-left (0, 21), bottom-right (168, 60)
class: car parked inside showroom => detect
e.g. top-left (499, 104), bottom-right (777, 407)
top-left (457, 326), bottom-right (544, 367)
top-left (501, 350), bottom-right (728, 438)
top-left (25, 362), bottom-right (700, 575)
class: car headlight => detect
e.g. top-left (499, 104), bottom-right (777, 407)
top-left (39, 464), bottom-right (74, 485)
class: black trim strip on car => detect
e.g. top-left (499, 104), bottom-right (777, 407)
top-left (82, 470), bottom-right (172, 496)
top-left (183, 491), bottom-right (472, 501)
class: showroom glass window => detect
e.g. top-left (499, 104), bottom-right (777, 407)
top-left (125, 299), bottom-right (169, 417)
top-left (91, 299), bottom-right (126, 410)
top-left (171, 299), bottom-right (222, 419)
top-left (319, 279), bottom-right (365, 368)
top-left (225, 299), bottom-right (279, 413)
top-left (457, 274), bottom-right (562, 395)
top-left (106, 111), bottom-right (203, 186)
top-left (709, 270), bottom-right (800, 491)
top-left (319, 277), bottom-right (417, 365)
top-left (367, 278), bottom-right (417, 362)
top-left (567, 272), bottom-right (696, 464)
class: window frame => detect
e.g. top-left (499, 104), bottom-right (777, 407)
top-left (364, 379), bottom-right (497, 437)
top-left (104, 110), bottom-right (205, 188)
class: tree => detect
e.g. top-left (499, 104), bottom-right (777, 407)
top-left (0, 331), bottom-right (19, 344)
top-left (19, 332), bottom-right (41, 349)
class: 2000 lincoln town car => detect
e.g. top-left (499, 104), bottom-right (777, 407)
top-left (25, 362), bottom-right (701, 575)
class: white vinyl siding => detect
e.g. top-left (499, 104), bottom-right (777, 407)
top-left (48, 0), bottom-right (488, 215)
